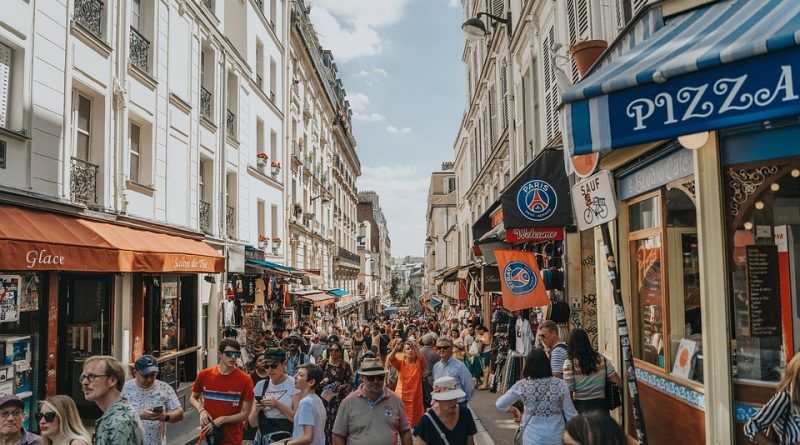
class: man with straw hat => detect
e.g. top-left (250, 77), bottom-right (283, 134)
top-left (332, 357), bottom-right (412, 445)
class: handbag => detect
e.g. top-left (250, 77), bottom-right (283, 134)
top-left (424, 411), bottom-right (450, 445)
top-left (513, 411), bottom-right (534, 445)
top-left (468, 340), bottom-right (481, 357)
top-left (604, 358), bottom-right (623, 411)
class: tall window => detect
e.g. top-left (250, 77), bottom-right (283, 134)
top-left (0, 42), bottom-right (11, 128)
top-left (271, 204), bottom-right (278, 238)
top-left (270, 130), bottom-right (278, 162)
top-left (257, 200), bottom-right (265, 237)
top-left (129, 122), bottom-right (141, 183)
top-left (269, 58), bottom-right (277, 100)
top-left (131, 0), bottom-right (142, 30)
top-left (199, 159), bottom-right (206, 201)
top-left (74, 93), bottom-right (92, 160)
top-left (256, 118), bottom-right (265, 155)
top-left (256, 40), bottom-right (264, 89)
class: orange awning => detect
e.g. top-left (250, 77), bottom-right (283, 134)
top-left (295, 292), bottom-right (334, 307)
top-left (0, 204), bottom-right (224, 273)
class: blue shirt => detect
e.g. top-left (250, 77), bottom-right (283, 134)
top-left (292, 393), bottom-right (326, 445)
top-left (285, 351), bottom-right (308, 376)
top-left (432, 357), bottom-right (474, 403)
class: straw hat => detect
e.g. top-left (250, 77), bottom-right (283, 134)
top-left (431, 376), bottom-right (466, 401)
top-left (357, 357), bottom-right (388, 376)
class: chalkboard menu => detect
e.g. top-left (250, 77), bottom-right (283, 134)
top-left (747, 245), bottom-right (781, 337)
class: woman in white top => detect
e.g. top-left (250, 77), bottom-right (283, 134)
top-left (496, 348), bottom-right (578, 445)
top-left (273, 363), bottom-right (327, 445)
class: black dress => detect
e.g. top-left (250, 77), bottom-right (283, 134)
top-left (412, 406), bottom-right (477, 445)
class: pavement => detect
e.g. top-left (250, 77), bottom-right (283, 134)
top-left (470, 387), bottom-right (517, 445)
top-left (167, 407), bottom-right (201, 445)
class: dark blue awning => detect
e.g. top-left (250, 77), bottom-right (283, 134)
top-left (246, 259), bottom-right (302, 276)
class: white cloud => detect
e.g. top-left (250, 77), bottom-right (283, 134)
top-left (448, 0), bottom-right (460, 7)
top-left (386, 125), bottom-right (412, 134)
top-left (347, 92), bottom-right (370, 112)
top-left (353, 67), bottom-right (388, 78)
top-left (309, 1), bottom-right (413, 61)
top-left (353, 112), bottom-right (387, 122)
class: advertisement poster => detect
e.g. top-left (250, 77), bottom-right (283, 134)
top-left (19, 274), bottom-right (40, 312)
top-left (0, 276), bottom-right (20, 323)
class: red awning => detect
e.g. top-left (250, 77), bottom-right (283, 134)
top-left (0, 204), bottom-right (224, 272)
top-left (296, 292), bottom-right (335, 307)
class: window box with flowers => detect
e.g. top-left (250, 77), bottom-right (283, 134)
top-left (258, 235), bottom-right (270, 249)
top-left (271, 161), bottom-right (282, 176)
top-left (271, 237), bottom-right (282, 252)
top-left (257, 152), bottom-right (269, 168)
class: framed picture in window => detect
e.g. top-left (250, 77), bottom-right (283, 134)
top-left (671, 338), bottom-right (698, 379)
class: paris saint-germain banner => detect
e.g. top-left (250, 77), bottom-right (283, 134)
top-left (495, 249), bottom-right (550, 311)
top-left (500, 149), bottom-right (572, 229)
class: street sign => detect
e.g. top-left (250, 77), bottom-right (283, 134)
top-left (572, 170), bottom-right (618, 231)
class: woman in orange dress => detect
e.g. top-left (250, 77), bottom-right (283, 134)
top-left (387, 339), bottom-right (426, 427)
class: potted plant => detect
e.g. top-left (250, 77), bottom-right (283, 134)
top-left (272, 237), bottom-right (282, 250)
top-left (271, 161), bottom-right (282, 176)
top-left (257, 152), bottom-right (269, 168)
top-left (258, 235), bottom-right (270, 249)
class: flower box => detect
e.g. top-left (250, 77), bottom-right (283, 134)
top-left (271, 161), bottom-right (282, 176)
top-left (258, 235), bottom-right (270, 249)
top-left (257, 152), bottom-right (269, 168)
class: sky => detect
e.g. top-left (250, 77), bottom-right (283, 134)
top-left (308, 0), bottom-right (465, 257)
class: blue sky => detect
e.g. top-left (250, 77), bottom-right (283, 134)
top-left (309, 0), bottom-right (465, 257)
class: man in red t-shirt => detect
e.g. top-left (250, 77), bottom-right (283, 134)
top-left (190, 339), bottom-right (254, 444)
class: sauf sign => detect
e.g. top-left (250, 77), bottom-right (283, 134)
top-left (571, 170), bottom-right (618, 232)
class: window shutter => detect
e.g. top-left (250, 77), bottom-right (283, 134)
top-left (492, 0), bottom-right (503, 16)
top-left (483, 107), bottom-right (490, 154)
top-left (566, 0), bottom-right (590, 81)
top-left (633, 0), bottom-right (649, 15)
top-left (500, 58), bottom-right (508, 130)
top-left (0, 43), bottom-right (10, 128)
top-left (488, 85), bottom-right (497, 145)
top-left (542, 26), bottom-right (560, 142)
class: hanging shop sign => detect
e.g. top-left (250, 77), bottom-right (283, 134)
top-left (500, 149), bottom-right (572, 229)
top-left (495, 249), bottom-right (550, 311)
top-left (482, 266), bottom-right (501, 292)
top-left (572, 170), bottom-right (619, 231)
top-left (505, 227), bottom-right (564, 244)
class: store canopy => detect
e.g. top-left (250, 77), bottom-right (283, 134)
top-left (471, 200), bottom-right (501, 242)
top-left (326, 288), bottom-right (350, 298)
top-left (245, 259), bottom-right (302, 277)
top-left (294, 291), bottom-right (334, 307)
top-left (0, 204), bottom-right (223, 272)
top-left (500, 149), bottom-right (572, 229)
top-left (428, 297), bottom-right (443, 309)
top-left (563, 0), bottom-right (800, 155)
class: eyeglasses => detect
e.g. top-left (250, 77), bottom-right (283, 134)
top-left (435, 346), bottom-right (452, 351)
top-left (223, 351), bottom-right (242, 358)
top-left (365, 375), bottom-right (385, 382)
top-left (79, 374), bottom-right (110, 383)
top-left (35, 412), bottom-right (57, 423)
top-left (0, 410), bottom-right (22, 420)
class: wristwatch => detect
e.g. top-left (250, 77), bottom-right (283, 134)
top-left (164, 414), bottom-right (170, 423)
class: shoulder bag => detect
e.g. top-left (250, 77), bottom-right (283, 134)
top-left (514, 390), bottom-right (544, 445)
top-left (424, 411), bottom-right (450, 445)
top-left (255, 379), bottom-right (293, 445)
top-left (604, 357), bottom-right (623, 411)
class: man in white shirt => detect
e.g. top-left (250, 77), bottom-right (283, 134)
top-left (122, 355), bottom-right (184, 445)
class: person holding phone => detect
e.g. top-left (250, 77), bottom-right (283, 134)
top-left (248, 348), bottom-right (299, 444)
top-left (122, 354), bottom-right (184, 445)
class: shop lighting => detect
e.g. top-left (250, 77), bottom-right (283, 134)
top-left (755, 201), bottom-right (765, 210)
top-left (771, 183), bottom-right (781, 192)
top-left (792, 169), bottom-right (800, 178)
top-left (677, 131), bottom-right (709, 150)
top-left (744, 221), bottom-right (754, 230)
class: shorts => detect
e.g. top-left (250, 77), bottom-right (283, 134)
top-left (481, 351), bottom-right (492, 369)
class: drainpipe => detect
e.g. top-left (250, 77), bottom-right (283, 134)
top-left (113, 0), bottom-right (130, 215)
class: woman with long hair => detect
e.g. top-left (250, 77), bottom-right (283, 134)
top-left (38, 395), bottom-right (91, 445)
top-left (563, 411), bottom-right (627, 445)
top-left (745, 353), bottom-right (800, 444)
top-left (388, 339), bottom-right (427, 427)
top-left (318, 339), bottom-right (353, 444)
top-left (563, 328), bottom-right (623, 414)
top-left (496, 348), bottom-right (578, 445)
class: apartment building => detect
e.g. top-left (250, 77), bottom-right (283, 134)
top-left (357, 191), bottom-right (392, 300)
top-left (423, 162), bottom-right (458, 297)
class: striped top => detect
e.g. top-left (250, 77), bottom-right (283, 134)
top-left (563, 356), bottom-right (614, 401)
top-left (745, 391), bottom-right (800, 445)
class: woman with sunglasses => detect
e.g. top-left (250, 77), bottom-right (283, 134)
top-left (388, 339), bottom-right (427, 427)
top-left (38, 395), bottom-right (91, 445)
top-left (249, 348), bottom-right (299, 444)
top-left (318, 340), bottom-right (353, 444)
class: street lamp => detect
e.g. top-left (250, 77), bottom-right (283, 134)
top-left (461, 11), bottom-right (511, 41)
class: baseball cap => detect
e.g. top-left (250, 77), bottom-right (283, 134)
top-left (134, 355), bottom-right (159, 375)
top-left (0, 395), bottom-right (24, 410)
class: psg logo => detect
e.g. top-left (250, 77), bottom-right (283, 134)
top-left (516, 180), bottom-right (557, 221)
top-left (503, 261), bottom-right (537, 295)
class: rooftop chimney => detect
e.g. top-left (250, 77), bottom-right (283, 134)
top-left (441, 161), bottom-right (454, 171)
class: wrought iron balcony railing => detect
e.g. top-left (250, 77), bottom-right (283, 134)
top-left (226, 109), bottom-right (236, 139)
top-left (200, 87), bottom-right (213, 120)
top-left (199, 200), bottom-right (211, 234)
top-left (225, 206), bottom-right (235, 238)
top-left (129, 27), bottom-right (150, 72)
top-left (70, 157), bottom-right (98, 205)
top-left (335, 246), bottom-right (361, 268)
top-left (74, 0), bottom-right (104, 39)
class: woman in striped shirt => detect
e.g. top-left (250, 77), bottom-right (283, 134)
top-left (563, 329), bottom-right (623, 414)
top-left (745, 354), bottom-right (800, 445)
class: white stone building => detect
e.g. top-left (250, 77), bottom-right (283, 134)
top-left (423, 162), bottom-right (457, 296)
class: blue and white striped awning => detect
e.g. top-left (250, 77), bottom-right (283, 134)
top-left (563, 0), bottom-right (800, 155)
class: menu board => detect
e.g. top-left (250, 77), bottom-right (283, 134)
top-left (747, 245), bottom-right (781, 337)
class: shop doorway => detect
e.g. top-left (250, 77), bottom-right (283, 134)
top-left (57, 274), bottom-right (112, 420)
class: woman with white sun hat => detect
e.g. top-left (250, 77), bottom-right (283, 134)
top-left (411, 376), bottom-right (477, 445)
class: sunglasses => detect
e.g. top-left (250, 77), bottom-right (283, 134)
top-left (223, 351), bottom-right (242, 358)
top-left (36, 412), bottom-right (57, 423)
top-left (265, 362), bottom-right (281, 369)
top-left (435, 346), bottom-right (452, 351)
top-left (365, 375), bottom-right (385, 382)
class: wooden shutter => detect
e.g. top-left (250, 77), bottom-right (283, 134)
top-left (566, 0), bottom-right (590, 81)
top-left (500, 58), bottom-right (508, 130)
top-left (492, 0), bottom-right (503, 16)
top-left (0, 43), bottom-right (10, 128)
top-left (488, 85), bottom-right (497, 145)
top-left (633, 0), bottom-right (649, 15)
top-left (542, 26), bottom-right (560, 142)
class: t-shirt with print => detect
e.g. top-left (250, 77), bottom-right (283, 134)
top-left (332, 387), bottom-right (411, 445)
top-left (253, 375), bottom-right (299, 419)
top-left (292, 393), bottom-right (326, 445)
top-left (122, 379), bottom-right (181, 445)
top-left (563, 356), bottom-right (615, 400)
top-left (192, 366), bottom-right (254, 445)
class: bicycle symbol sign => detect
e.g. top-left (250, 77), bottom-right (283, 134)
top-left (571, 170), bottom-right (618, 231)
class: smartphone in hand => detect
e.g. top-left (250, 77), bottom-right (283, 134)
top-left (152, 406), bottom-right (164, 414)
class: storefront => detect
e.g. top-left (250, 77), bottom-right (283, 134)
top-left (0, 203), bottom-right (224, 423)
top-left (560, 1), bottom-right (800, 443)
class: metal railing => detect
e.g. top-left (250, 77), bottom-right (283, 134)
top-left (200, 87), bottom-right (213, 120)
top-left (70, 157), bottom-right (98, 205)
top-left (202, 0), bottom-right (213, 11)
top-left (129, 27), bottom-right (150, 72)
top-left (336, 246), bottom-right (361, 267)
top-left (74, 0), bottom-right (104, 39)
top-left (199, 200), bottom-right (211, 234)
top-left (226, 109), bottom-right (236, 138)
top-left (225, 206), bottom-right (235, 238)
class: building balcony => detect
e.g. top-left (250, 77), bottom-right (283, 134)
top-left (226, 109), bottom-right (236, 139)
top-left (70, 157), bottom-right (98, 205)
top-left (335, 246), bottom-right (361, 269)
top-left (200, 87), bottom-right (213, 120)
top-left (129, 27), bottom-right (150, 72)
top-left (199, 200), bottom-right (211, 234)
top-left (74, 0), bottom-right (104, 39)
top-left (225, 205), bottom-right (235, 238)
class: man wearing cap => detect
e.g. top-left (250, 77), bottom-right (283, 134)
top-left (332, 357), bottom-right (412, 445)
top-left (248, 348), bottom-right (298, 442)
top-left (432, 337), bottom-right (473, 408)
top-left (281, 333), bottom-right (309, 377)
top-left (82, 355), bottom-right (145, 444)
top-left (122, 354), bottom-right (184, 445)
top-left (0, 395), bottom-right (41, 445)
